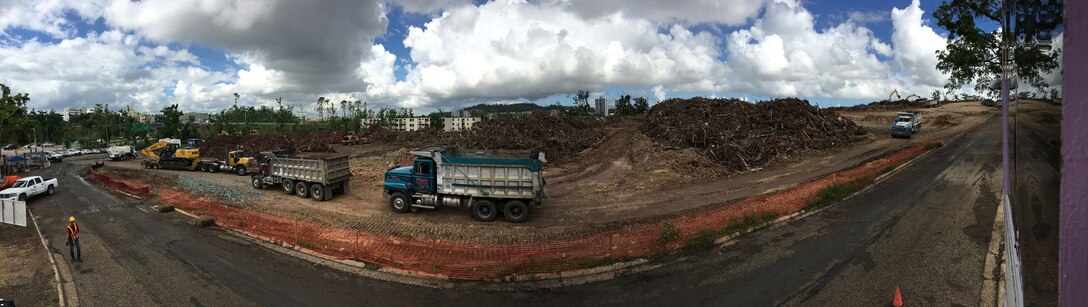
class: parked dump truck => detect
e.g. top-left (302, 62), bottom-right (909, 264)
top-left (891, 111), bottom-right (923, 138)
top-left (250, 150), bottom-right (352, 201)
top-left (382, 145), bottom-right (547, 223)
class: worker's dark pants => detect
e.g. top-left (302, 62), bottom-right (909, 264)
top-left (69, 238), bottom-right (81, 260)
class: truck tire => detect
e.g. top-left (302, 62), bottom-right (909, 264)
top-left (310, 183), bottom-right (325, 201)
top-left (294, 181), bottom-right (309, 198)
top-left (282, 179), bottom-right (295, 194)
top-left (18, 194), bottom-right (26, 201)
top-left (472, 200), bottom-right (498, 222)
top-left (389, 192), bottom-right (409, 213)
top-left (503, 200), bottom-right (529, 223)
top-left (47, 185), bottom-right (55, 196)
top-left (236, 166), bottom-right (247, 176)
top-left (251, 176), bottom-right (264, 189)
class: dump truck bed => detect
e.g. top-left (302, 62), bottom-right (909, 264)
top-left (412, 146), bottom-right (545, 201)
top-left (265, 151), bottom-right (352, 185)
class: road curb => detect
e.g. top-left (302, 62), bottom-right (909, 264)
top-left (28, 209), bottom-right (78, 307)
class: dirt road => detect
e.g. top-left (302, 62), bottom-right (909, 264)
top-left (20, 114), bottom-right (1029, 305)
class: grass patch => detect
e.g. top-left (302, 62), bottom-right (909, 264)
top-left (805, 177), bottom-right (872, 210)
top-left (659, 222), bottom-right (680, 247)
top-left (878, 165), bottom-right (897, 176)
top-left (681, 231), bottom-right (717, 256)
top-left (924, 142), bottom-right (944, 150)
top-left (296, 240), bottom-right (317, 250)
top-left (578, 256), bottom-right (621, 269)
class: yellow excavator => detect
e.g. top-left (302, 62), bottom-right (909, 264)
top-left (140, 139), bottom-right (203, 170)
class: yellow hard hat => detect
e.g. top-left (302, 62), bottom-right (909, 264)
top-left (69, 216), bottom-right (75, 222)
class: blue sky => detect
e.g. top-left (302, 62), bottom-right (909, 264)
top-left (0, 0), bottom-right (1023, 114)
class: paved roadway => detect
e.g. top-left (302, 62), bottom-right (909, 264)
top-left (27, 117), bottom-right (1034, 306)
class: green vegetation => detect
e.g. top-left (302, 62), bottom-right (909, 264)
top-left (933, 0), bottom-right (1062, 94)
top-left (613, 95), bottom-right (650, 116)
top-left (659, 222), bottom-right (681, 247)
top-left (806, 177), bottom-right (872, 210)
top-left (681, 231), bottom-right (717, 256)
top-left (878, 165), bottom-right (897, 176)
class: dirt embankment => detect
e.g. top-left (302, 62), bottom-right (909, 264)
top-left (0, 223), bottom-right (55, 306)
top-left (199, 132), bottom-right (336, 159)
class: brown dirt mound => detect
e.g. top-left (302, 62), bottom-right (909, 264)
top-left (199, 132), bottom-right (335, 158)
top-left (642, 97), bottom-right (867, 172)
top-left (930, 114), bottom-right (959, 128)
top-left (364, 112), bottom-right (608, 163)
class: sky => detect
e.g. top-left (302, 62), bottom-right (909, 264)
top-left (0, 0), bottom-right (1063, 115)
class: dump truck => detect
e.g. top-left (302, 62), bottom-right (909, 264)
top-left (250, 150), bottom-right (352, 201)
top-left (108, 145), bottom-right (137, 161)
top-left (891, 111), bottom-right (923, 138)
top-left (382, 145), bottom-right (546, 223)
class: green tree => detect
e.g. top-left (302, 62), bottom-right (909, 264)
top-left (158, 104), bottom-right (184, 138)
top-left (933, 0), bottom-right (1062, 94)
top-left (565, 90), bottom-right (593, 116)
top-left (613, 95), bottom-right (632, 115)
top-left (931, 90), bottom-right (941, 101)
top-left (0, 84), bottom-right (33, 144)
top-left (634, 96), bottom-right (650, 114)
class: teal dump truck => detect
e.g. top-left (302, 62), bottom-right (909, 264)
top-left (382, 145), bottom-right (546, 223)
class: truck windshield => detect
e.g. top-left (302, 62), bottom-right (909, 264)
top-left (897, 117), bottom-right (912, 122)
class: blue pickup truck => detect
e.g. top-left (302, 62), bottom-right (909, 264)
top-left (383, 145), bottom-right (546, 223)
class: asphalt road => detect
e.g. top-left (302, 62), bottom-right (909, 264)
top-left (25, 117), bottom-right (1018, 306)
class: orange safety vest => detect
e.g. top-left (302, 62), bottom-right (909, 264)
top-left (66, 222), bottom-right (79, 240)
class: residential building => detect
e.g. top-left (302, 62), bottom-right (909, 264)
top-left (63, 107), bottom-right (90, 121)
top-left (390, 117), bottom-right (432, 131)
top-left (595, 97), bottom-right (609, 117)
top-left (123, 106), bottom-right (157, 123)
top-left (443, 117), bottom-right (481, 132)
top-left (361, 118), bottom-right (381, 127)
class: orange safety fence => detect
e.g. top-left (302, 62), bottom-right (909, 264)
top-left (88, 166), bottom-right (151, 198)
top-left (115, 141), bottom-right (937, 280)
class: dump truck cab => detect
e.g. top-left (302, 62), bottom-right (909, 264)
top-left (384, 157), bottom-right (438, 195)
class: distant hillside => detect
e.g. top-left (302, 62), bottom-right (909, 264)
top-left (462, 102), bottom-right (566, 114)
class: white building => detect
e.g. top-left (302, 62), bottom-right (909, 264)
top-left (63, 107), bottom-right (91, 121)
top-left (594, 97), bottom-right (609, 117)
top-left (390, 117), bottom-right (432, 131)
top-left (443, 117), bottom-right (481, 132)
top-left (361, 118), bottom-right (381, 127)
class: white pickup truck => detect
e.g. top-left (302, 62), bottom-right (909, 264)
top-left (0, 176), bottom-right (58, 201)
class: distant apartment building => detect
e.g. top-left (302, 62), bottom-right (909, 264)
top-left (443, 117), bottom-right (481, 132)
top-left (123, 107), bottom-right (157, 123)
top-left (594, 97), bottom-right (609, 117)
top-left (390, 117), bottom-right (431, 131)
top-left (361, 118), bottom-right (381, 127)
top-left (63, 107), bottom-right (91, 121)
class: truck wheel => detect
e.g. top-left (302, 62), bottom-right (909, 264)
top-left (389, 192), bottom-right (409, 213)
top-left (47, 185), bottom-right (55, 196)
top-left (282, 179), bottom-right (295, 194)
top-left (236, 166), bottom-right (247, 176)
top-left (503, 200), bottom-right (529, 223)
top-left (310, 183), bottom-right (325, 201)
top-left (18, 194), bottom-right (26, 201)
top-left (251, 176), bottom-right (264, 189)
top-left (472, 200), bottom-right (498, 222)
top-left (295, 181), bottom-right (309, 198)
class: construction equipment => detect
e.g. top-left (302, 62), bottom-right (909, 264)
top-left (891, 111), bottom-right (923, 138)
top-left (140, 139), bottom-right (203, 170)
top-left (250, 149), bottom-right (352, 201)
top-left (341, 131), bottom-right (366, 145)
top-left (887, 89), bottom-right (901, 102)
top-left (382, 145), bottom-right (546, 223)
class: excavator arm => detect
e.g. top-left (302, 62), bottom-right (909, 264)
top-left (887, 89), bottom-right (901, 102)
top-left (139, 141), bottom-right (172, 160)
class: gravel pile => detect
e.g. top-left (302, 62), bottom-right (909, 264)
top-left (175, 176), bottom-right (260, 203)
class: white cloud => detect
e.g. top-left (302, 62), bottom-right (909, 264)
top-left (890, 0), bottom-right (948, 89)
top-left (0, 0), bottom-right (105, 39)
top-left (546, 0), bottom-right (765, 26)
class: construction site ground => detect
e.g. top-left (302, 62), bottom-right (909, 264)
top-left (93, 101), bottom-right (996, 244)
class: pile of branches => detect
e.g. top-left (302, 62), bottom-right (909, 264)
top-left (199, 132), bottom-right (335, 158)
top-left (826, 99), bottom-right (929, 111)
top-left (455, 112), bottom-right (607, 163)
top-left (641, 97), bottom-right (867, 172)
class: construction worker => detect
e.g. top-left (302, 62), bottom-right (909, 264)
top-left (65, 216), bottom-right (81, 262)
